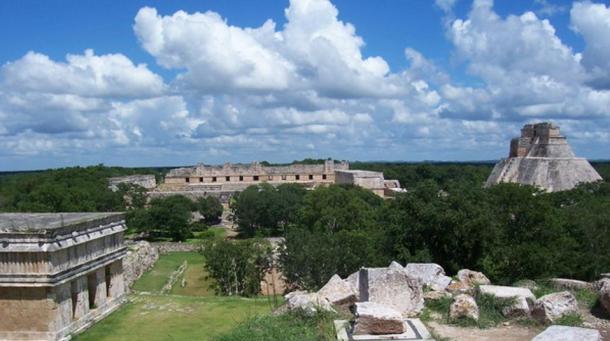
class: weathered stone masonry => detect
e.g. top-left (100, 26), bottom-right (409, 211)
top-left (0, 213), bottom-right (127, 341)
top-left (153, 159), bottom-right (404, 200)
top-left (486, 122), bottom-right (602, 192)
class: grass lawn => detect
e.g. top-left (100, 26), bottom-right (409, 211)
top-left (171, 252), bottom-right (214, 296)
top-left (186, 227), bottom-right (227, 244)
top-left (73, 294), bottom-right (277, 341)
top-left (132, 252), bottom-right (206, 292)
top-left (75, 251), bottom-right (282, 340)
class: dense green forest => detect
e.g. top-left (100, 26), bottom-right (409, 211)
top-left (1, 161), bottom-right (609, 287)
top-left (0, 165), bottom-right (163, 212)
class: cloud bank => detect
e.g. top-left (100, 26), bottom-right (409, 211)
top-left (1, 0), bottom-right (609, 169)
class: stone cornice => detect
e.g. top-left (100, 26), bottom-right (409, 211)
top-left (0, 247), bottom-right (127, 287)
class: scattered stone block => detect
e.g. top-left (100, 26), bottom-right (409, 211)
top-left (446, 280), bottom-right (473, 296)
top-left (549, 278), bottom-right (593, 290)
top-left (424, 290), bottom-right (452, 301)
top-left (450, 294), bottom-right (479, 321)
top-left (359, 267), bottom-right (424, 317)
top-left (335, 318), bottom-right (433, 341)
top-left (317, 274), bottom-right (357, 305)
top-left (531, 291), bottom-right (578, 323)
top-left (347, 270), bottom-right (360, 300)
top-left (353, 302), bottom-right (405, 335)
top-left (457, 269), bottom-right (491, 287)
top-left (388, 261), bottom-right (404, 271)
top-left (405, 263), bottom-right (452, 291)
top-left (285, 291), bottom-right (335, 315)
top-left (532, 325), bottom-right (601, 341)
top-left (478, 285), bottom-right (535, 317)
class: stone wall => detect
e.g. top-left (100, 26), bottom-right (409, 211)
top-left (153, 242), bottom-right (201, 254)
top-left (0, 287), bottom-right (52, 333)
top-left (108, 175), bottom-right (157, 192)
top-left (123, 241), bottom-right (159, 288)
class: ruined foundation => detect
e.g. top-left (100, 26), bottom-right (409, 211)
top-left (0, 213), bottom-right (127, 340)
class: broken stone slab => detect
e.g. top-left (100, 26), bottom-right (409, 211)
top-left (353, 302), bottom-right (406, 335)
top-left (285, 290), bottom-right (335, 316)
top-left (549, 278), bottom-right (593, 290)
top-left (335, 318), bottom-right (433, 341)
top-left (457, 269), bottom-right (491, 287)
top-left (600, 273), bottom-right (610, 279)
top-left (388, 261), bottom-right (404, 271)
top-left (347, 270), bottom-right (360, 299)
top-left (531, 291), bottom-right (579, 323)
top-left (478, 285), bottom-right (535, 317)
top-left (446, 280), bottom-right (474, 296)
top-left (359, 267), bottom-right (424, 317)
top-left (424, 290), bottom-right (452, 301)
top-left (405, 263), bottom-right (452, 292)
top-left (531, 325), bottom-right (601, 341)
top-left (318, 274), bottom-right (357, 305)
top-left (450, 294), bottom-right (479, 321)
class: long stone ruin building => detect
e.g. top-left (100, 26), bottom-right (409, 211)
top-left (0, 213), bottom-right (127, 340)
top-left (108, 174), bottom-right (157, 192)
top-left (486, 122), bottom-right (602, 192)
top-left (152, 159), bottom-right (404, 200)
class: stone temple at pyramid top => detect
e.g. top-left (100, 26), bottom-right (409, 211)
top-left (485, 122), bottom-right (602, 192)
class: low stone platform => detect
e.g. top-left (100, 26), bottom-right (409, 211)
top-left (335, 319), bottom-right (433, 341)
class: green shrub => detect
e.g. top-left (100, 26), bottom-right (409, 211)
top-left (533, 280), bottom-right (558, 298)
top-left (426, 296), bottom-right (453, 315)
top-left (190, 221), bottom-right (209, 232)
top-left (574, 288), bottom-right (599, 310)
top-left (197, 196), bottom-right (223, 224)
top-left (554, 313), bottom-right (583, 327)
top-left (444, 293), bottom-right (516, 329)
top-left (202, 239), bottom-right (272, 296)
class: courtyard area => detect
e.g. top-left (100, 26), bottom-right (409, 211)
top-left (74, 252), bottom-right (277, 341)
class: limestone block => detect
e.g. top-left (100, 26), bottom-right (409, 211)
top-left (71, 276), bottom-right (90, 320)
top-left (90, 268), bottom-right (108, 308)
top-left (549, 278), bottom-right (592, 290)
top-left (353, 302), bottom-right (405, 335)
top-left (457, 269), bottom-right (490, 287)
top-left (450, 294), bottom-right (479, 321)
top-left (388, 261), bottom-right (404, 271)
top-left (424, 290), bottom-right (452, 302)
top-left (532, 325), bottom-right (601, 341)
top-left (317, 274), bottom-right (357, 305)
top-left (359, 267), bottom-right (424, 317)
top-left (108, 260), bottom-right (125, 299)
top-left (50, 282), bottom-right (73, 333)
top-left (346, 270), bottom-right (360, 300)
top-left (478, 285), bottom-right (535, 317)
top-left (405, 263), bottom-right (452, 291)
top-left (531, 291), bottom-right (578, 323)
top-left (446, 280), bottom-right (473, 296)
top-left (284, 291), bottom-right (335, 316)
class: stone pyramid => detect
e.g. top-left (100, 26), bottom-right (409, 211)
top-left (486, 122), bottom-right (602, 192)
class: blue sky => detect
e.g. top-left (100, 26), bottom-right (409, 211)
top-left (0, 0), bottom-right (609, 170)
